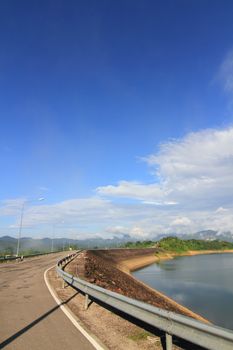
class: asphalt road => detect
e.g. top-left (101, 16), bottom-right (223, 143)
top-left (0, 253), bottom-right (96, 350)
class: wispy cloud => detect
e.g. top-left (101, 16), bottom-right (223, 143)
top-left (0, 198), bottom-right (25, 216)
top-left (97, 181), bottom-right (165, 202)
top-left (219, 50), bottom-right (233, 94)
top-left (38, 186), bottom-right (50, 192)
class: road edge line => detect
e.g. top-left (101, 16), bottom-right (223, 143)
top-left (44, 265), bottom-right (106, 350)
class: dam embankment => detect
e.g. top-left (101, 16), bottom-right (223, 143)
top-left (65, 248), bottom-right (208, 323)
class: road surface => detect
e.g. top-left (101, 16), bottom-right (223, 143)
top-left (0, 253), bottom-right (96, 350)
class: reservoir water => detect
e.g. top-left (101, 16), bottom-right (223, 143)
top-left (133, 253), bottom-right (233, 330)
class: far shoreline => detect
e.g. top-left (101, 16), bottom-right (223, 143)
top-left (118, 249), bottom-right (233, 274)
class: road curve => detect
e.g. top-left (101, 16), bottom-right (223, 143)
top-left (0, 253), bottom-right (95, 350)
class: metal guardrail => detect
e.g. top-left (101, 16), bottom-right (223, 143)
top-left (57, 252), bottom-right (233, 350)
top-left (0, 250), bottom-right (65, 263)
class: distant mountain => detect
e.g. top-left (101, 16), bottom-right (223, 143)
top-left (1, 230), bottom-right (233, 255)
top-left (177, 230), bottom-right (233, 242)
top-left (153, 230), bottom-right (233, 242)
top-left (0, 233), bottom-right (135, 254)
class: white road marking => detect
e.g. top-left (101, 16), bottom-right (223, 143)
top-left (44, 265), bottom-right (106, 350)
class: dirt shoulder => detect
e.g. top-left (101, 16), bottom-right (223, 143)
top-left (47, 264), bottom-right (165, 350)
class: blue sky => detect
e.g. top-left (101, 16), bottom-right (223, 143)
top-left (1, 1), bottom-right (233, 239)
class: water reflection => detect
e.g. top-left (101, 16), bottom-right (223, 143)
top-left (133, 253), bottom-right (233, 330)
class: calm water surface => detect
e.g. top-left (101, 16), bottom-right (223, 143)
top-left (133, 253), bottom-right (233, 330)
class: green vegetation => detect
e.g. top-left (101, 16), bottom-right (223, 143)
top-left (157, 236), bottom-right (233, 253)
top-left (2, 246), bottom-right (14, 255)
top-left (123, 240), bottom-right (155, 248)
top-left (122, 236), bottom-right (233, 253)
top-left (128, 331), bottom-right (152, 341)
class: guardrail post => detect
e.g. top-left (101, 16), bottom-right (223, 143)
top-left (84, 293), bottom-right (89, 310)
top-left (165, 333), bottom-right (172, 350)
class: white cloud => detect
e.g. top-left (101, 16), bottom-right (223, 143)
top-left (171, 217), bottom-right (192, 227)
top-left (22, 197), bottom-right (112, 226)
top-left (105, 225), bottom-right (129, 234)
top-left (143, 200), bottom-right (178, 206)
top-left (97, 127), bottom-right (233, 210)
top-left (1, 127), bottom-right (233, 239)
top-left (97, 181), bottom-right (164, 201)
top-left (1, 195), bottom-right (233, 239)
top-left (95, 126), bottom-right (233, 237)
top-left (215, 207), bottom-right (229, 213)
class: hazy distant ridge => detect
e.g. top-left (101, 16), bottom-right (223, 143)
top-left (1, 230), bottom-right (233, 254)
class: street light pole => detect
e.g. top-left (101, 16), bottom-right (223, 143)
top-left (16, 202), bottom-right (25, 257)
top-left (51, 225), bottom-right (54, 253)
top-left (16, 197), bottom-right (45, 257)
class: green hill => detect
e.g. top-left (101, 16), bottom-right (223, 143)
top-left (157, 236), bottom-right (233, 253)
